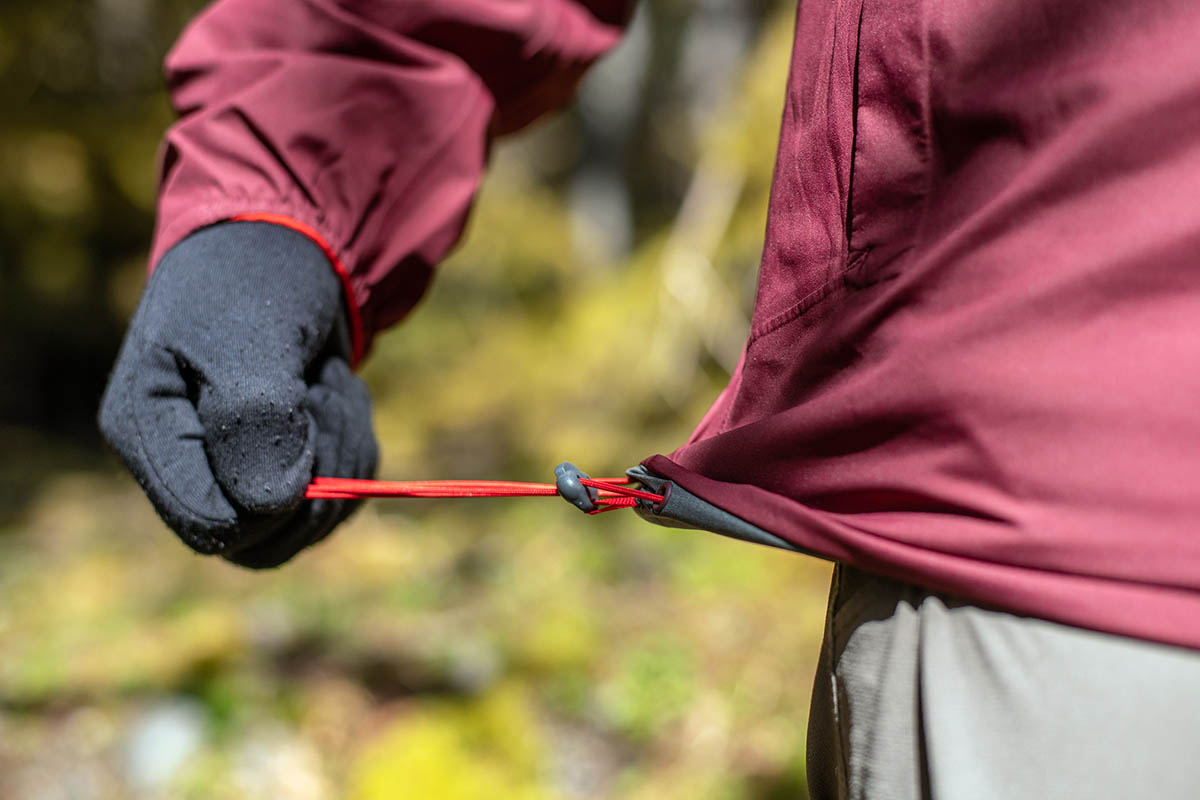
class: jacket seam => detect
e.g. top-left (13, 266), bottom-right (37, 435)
top-left (749, 273), bottom-right (847, 341)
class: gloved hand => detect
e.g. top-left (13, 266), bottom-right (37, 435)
top-left (99, 221), bottom-right (378, 568)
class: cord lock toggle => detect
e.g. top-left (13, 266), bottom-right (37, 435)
top-left (555, 462), bottom-right (599, 512)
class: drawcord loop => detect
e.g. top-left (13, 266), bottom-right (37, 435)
top-left (306, 461), bottom-right (663, 516)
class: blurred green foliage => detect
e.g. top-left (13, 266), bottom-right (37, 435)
top-left (0, 0), bottom-right (204, 444)
top-left (1, 1), bottom-right (833, 797)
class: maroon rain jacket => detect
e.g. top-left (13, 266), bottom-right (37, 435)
top-left (153, 0), bottom-right (1200, 650)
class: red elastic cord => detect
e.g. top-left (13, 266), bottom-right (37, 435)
top-left (230, 212), bottom-right (366, 367)
top-left (307, 476), bottom-right (664, 515)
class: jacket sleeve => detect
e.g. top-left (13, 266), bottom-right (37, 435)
top-left (151, 0), bottom-right (635, 363)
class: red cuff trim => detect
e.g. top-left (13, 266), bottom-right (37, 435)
top-left (230, 212), bottom-right (365, 367)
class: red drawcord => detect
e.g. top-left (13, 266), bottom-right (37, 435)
top-left (306, 475), bottom-right (664, 515)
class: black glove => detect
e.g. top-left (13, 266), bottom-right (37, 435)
top-left (99, 221), bottom-right (378, 568)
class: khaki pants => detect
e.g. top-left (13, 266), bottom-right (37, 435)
top-left (807, 565), bottom-right (1200, 800)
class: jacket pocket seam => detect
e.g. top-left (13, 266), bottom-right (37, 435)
top-left (748, 274), bottom-right (846, 341)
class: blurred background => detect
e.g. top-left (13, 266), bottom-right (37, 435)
top-left (0, 1), bottom-right (833, 797)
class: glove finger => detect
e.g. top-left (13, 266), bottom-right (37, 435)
top-left (99, 337), bottom-right (238, 555)
top-left (304, 357), bottom-right (377, 542)
top-left (293, 358), bottom-right (378, 546)
top-left (222, 507), bottom-right (320, 568)
top-left (309, 357), bottom-right (379, 481)
top-left (301, 496), bottom-right (355, 551)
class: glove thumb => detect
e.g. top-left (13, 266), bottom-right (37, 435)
top-left (196, 373), bottom-right (316, 514)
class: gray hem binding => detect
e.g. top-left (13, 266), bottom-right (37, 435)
top-left (625, 465), bottom-right (823, 558)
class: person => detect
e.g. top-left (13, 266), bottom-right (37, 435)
top-left (100, 1), bottom-right (1200, 797)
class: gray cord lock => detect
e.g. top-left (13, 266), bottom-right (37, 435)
top-left (554, 462), bottom-right (598, 512)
